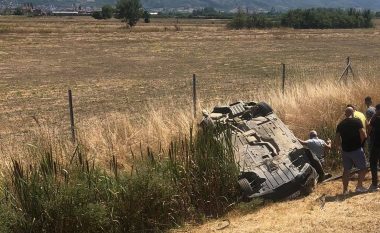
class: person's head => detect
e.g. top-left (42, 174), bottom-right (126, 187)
top-left (309, 130), bottom-right (318, 139)
top-left (346, 104), bottom-right (356, 111)
top-left (376, 104), bottom-right (380, 114)
top-left (365, 96), bottom-right (373, 107)
top-left (345, 107), bottom-right (354, 118)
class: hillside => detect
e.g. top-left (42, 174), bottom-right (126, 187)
top-left (2, 0), bottom-right (380, 11)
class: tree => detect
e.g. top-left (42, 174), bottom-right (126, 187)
top-left (143, 10), bottom-right (150, 23)
top-left (116, 0), bottom-right (142, 27)
top-left (14, 7), bottom-right (24, 15)
top-left (102, 5), bottom-right (114, 19)
top-left (227, 10), bottom-right (247, 29)
top-left (92, 11), bottom-right (103, 19)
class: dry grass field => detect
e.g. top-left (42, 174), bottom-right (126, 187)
top-left (1, 16), bottom-right (380, 232)
top-left (1, 15), bottom-right (380, 167)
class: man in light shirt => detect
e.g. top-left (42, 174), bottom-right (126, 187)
top-left (299, 130), bottom-right (331, 164)
top-left (298, 130), bottom-right (332, 181)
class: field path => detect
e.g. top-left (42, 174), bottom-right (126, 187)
top-left (183, 178), bottom-right (380, 233)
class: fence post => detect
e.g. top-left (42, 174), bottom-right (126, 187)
top-left (192, 74), bottom-right (197, 118)
top-left (68, 89), bottom-right (75, 143)
top-left (344, 57), bottom-right (350, 83)
top-left (282, 63), bottom-right (286, 95)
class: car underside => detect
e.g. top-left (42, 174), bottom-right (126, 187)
top-left (201, 101), bottom-right (324, 200)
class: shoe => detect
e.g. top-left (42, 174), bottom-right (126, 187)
top-left (355, 186), bottom-right (368, 193)
top-left (343, 190), bottom-right (350, 195)
top-left (369, 184), bottom-right (379, 192)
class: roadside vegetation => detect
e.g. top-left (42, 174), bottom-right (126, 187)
top-left (0, 125), bottom-right (239, 232)
top-left (0, 76), bottom-right (378, 232)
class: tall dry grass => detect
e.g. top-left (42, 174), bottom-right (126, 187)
top-left (0, 73), bottom-right (378, 232)
top-left (0, 74), bottom-right (377, 172)
top-left (67, 76), bottom-right (377, 170)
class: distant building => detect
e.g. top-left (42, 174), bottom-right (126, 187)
top-left (51, 11), bottom-right (78, 16)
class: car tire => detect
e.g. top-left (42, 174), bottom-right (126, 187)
top-left (257, 102), bottom-right (273, 116)
top-left (238, 178), bottom-right (254, 197)
top-left (300, 167), bottom-right (318, 196)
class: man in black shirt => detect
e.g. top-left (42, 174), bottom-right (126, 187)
top-left (368, 104), bottom-right (380, 191)
top-left (335, 107), bottom-right (367, 194)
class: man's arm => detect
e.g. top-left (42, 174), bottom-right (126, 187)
top-left (368, 116), bottom-right (377, 136)
top-left (298, 138), bottom-right (308, 146)
top-left (359, 128), bottom-right (367, 144)
top-left (324, 139), bottom-right (332, 149)
top-left (367, 121), bottom-right (372, 135)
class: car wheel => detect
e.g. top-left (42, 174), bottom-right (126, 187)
top-left (257, 102), bottom-right (273, 116)
top-left (300, 167), bottom-right (318, 196)
top-left (238, 178), bottom-right (254, 198)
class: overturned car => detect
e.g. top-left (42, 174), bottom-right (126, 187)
top-left (201, 101), bottom-right (325, 200)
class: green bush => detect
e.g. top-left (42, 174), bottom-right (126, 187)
top-left (227, 11), bottom-right (248, 29)
top-left (102, 5), bottom-right (114, 19)
top-left (281, 8), bottom-right (374, 29)
top-left (13, 7), bottom-right (23, 16)
top-left (92, 11), bottom-right (104, 20)
top-left (92, 5), bottom-right (114, 20)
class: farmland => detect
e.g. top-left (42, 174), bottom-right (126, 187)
top-left (1, 16), bottom-right (380, 232)
top-left (0, 17), bottom-right (380, 140)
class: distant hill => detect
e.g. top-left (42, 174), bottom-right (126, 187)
top-left (2, 0), bottom-right (380, 11)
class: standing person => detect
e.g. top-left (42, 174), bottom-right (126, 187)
top-left (335, 107), bottom-right (367, 194)
top-left (347, 104), bottom-right (367, 131)
top-left (368, 104), bottom-right (380, 191)
top-left (365, 97), bottom-right (376, 121)
top-left (365, 97), bottom-right (376, 150)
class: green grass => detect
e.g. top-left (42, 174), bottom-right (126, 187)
top-left (0, 125), bottom-right (241, 232)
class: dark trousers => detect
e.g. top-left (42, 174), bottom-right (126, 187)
top-left (370, 146), bottom-right (380, 186)
top-left (306, 151), bottom-right (325, 182)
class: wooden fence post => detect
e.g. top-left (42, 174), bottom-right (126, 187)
top-left (68, 89), bottom-right (75, 143)
top-left (344, 57), bottom-right (350, 83)
top-left (339, 56), bottom-right (354, 84)
top-left (282, 63), bottom-right (286, 95)
top-left (192, 74), bottom-right (197, 118)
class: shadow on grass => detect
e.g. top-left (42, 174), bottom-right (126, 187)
top-left (322, 190), bottom-right (377, 203)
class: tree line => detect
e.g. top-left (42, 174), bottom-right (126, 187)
top-left (282, 8), bottom-right (373, 29)
top-left (89, 3), bottom-right (376, 30)
top-left (228, 8), bottom-right (375, 29)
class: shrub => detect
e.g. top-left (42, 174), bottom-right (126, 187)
top-left (13, 7), bottom-right (23, 16)
top-left (102, 5), bottom-right (114, 19)
top-left (143, 10), bottom-right (150, 23)
top-left (227, 11), bottom-right (247, 29)
top-left (0, 125), bottom-right (239, 232)
top-left (92, 5), bottom-right (114, 20)
top-left (92, 11), bottom-right (104, 20)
